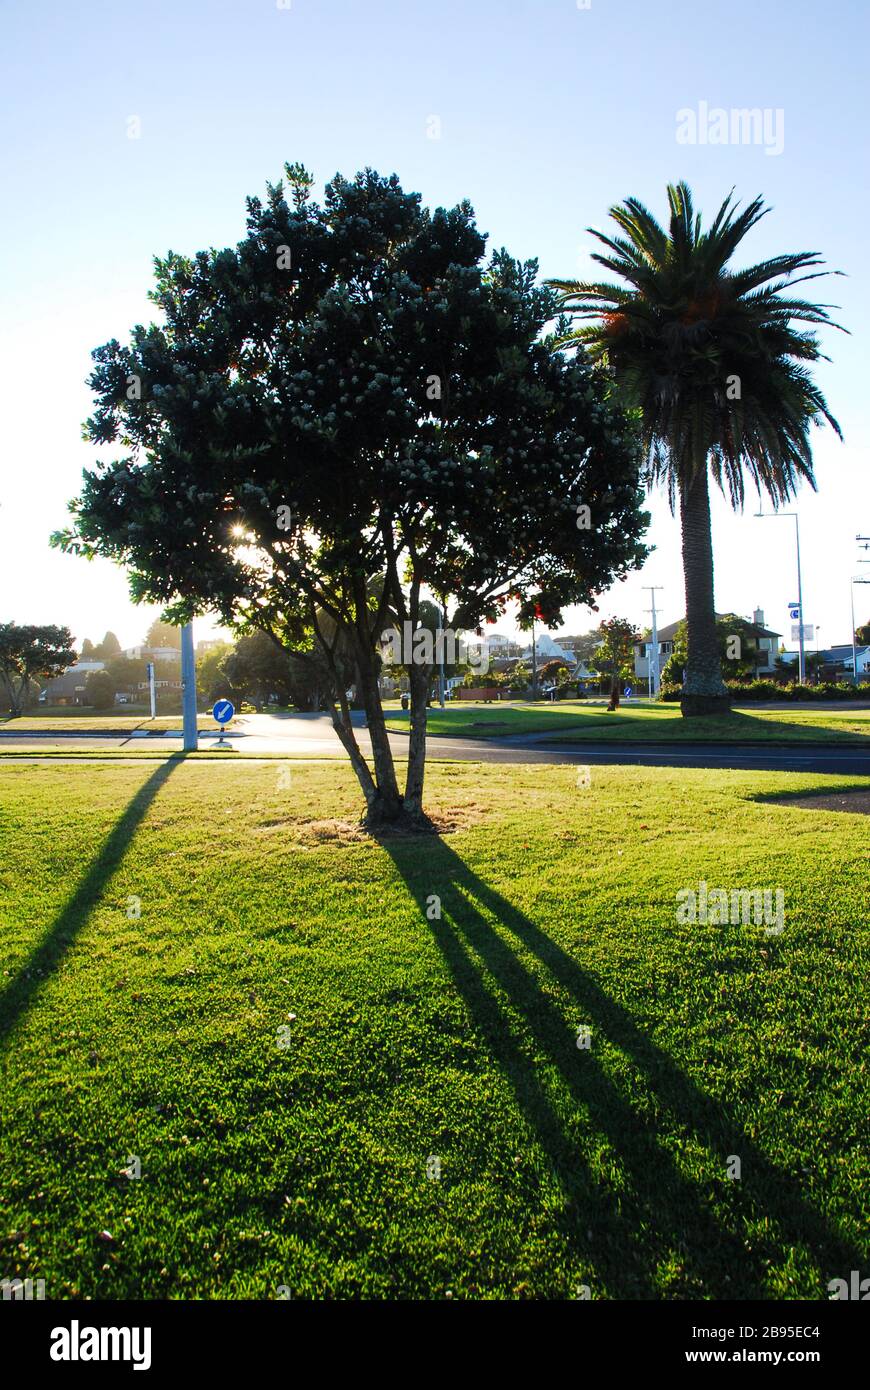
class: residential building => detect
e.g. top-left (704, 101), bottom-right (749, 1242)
top-left (634, 609), bottom-right (781, 683)
top-left (779, 644), bottom-right (870, 679)
top-left (39, 661), bottom-right (105, 706)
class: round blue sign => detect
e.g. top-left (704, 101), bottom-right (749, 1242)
top-left (624, 685), bottom-right (632, 698)
top-left (212, 699), bottom-right (235, 725)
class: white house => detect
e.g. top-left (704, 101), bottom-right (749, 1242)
top-left (520, 632), bottom-right (573, 665)
top-left (634, 609), bottom-right (781, 684)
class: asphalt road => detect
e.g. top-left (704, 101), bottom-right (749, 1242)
top-left (2, 710), bottom-right (869, 775)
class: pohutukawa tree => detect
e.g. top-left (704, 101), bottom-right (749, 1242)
top-left (548, 183), bottom-right (844, 716)
top-left (0, 623), bottom-right (76, 715)
top-left (54, 164), bottom-right (649, 827)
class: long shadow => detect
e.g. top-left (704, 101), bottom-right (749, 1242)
top-left (0, 761), bottom-right (180, 1044)
top-left (380, 831), bottom-right (865, 1299)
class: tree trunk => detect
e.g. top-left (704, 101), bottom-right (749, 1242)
top-left (351, 644), bottom-right (407, 826)
top-left (678, 465), bottom-right (730, 716)
top-left (404, 662), bottom-right (431, 823)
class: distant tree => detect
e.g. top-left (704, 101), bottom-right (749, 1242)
top-left (144, 619), bottom-right (181, 650)
top-left (90, 630), bottom-right (122, 660)
top-left (540, 657), bottom-right (570, 685)
top-left (507, 662), bottom-right (531, 693)
top-left (0, 623), bottom-right (76, 716)
top-left (80, 637), bottom-right (96, 659)
top-left (85, 669), bottom-right (115, 709)
top-left (196, 641), bottom-right (234, 704)
top-left (105, 653), bottom-right (149, 693)
top-left (856, 621), bottom-right (870, 646)
top-left (593, 617), bottom-right (639, 709)
top-left (223, 631), bottom-right (294, 710)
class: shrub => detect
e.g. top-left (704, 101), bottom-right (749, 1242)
top-left (658, 679), bottom-right (870, 703)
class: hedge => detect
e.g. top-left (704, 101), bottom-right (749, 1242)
top-left (659, 680), bottom-right (870, 703)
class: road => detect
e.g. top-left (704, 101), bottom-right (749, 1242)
top-left (2, 711), bottom-right (869, 775)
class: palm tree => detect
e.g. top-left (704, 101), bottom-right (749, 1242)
top-left (548, 183), bottom-right (844, 715)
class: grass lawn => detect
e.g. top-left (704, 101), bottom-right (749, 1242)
top-left (0, 760), bottom-right (866, 1299)
top-left (385, 700), bottom-right (870, 744)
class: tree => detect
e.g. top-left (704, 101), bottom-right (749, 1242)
top-left (856, 622), bottom-right (870, 647)
top-left (196, 640), bottom-right (234, 704)
top-left (91, 630), bottom-right (122, 660)
top-left (85, 669), bottom-right (115, 709)
top-left (105, 653), bottom-right (149, 694)
top-left (0, 623), bottom-right (76, 716)
top-left (223, 631), bottom-right (294, 710)
top-left (593, 616), bottom-right (639, 709)
top-left (80, 637), bottom-right (96, 659)
top-left (53, 165), bottom-right (649, 827)
top-left (548, 183), bottom-right (843, 716)
top-left (144, 619), bottom-right (181, 650)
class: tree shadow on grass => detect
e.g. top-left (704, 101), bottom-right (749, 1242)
top-left (379, 830), bottom-right (864, 1299)
top-left (0, 760), bottom-right (180, 1045)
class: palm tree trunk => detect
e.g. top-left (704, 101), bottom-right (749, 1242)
top-left (678, 464), bottom-right (730, 716)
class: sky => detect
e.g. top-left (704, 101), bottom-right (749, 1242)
top-left (2, 0), bottom-right (868, 653)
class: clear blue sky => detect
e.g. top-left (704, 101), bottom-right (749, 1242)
top-left (2, 0), bottom-right (868, 650)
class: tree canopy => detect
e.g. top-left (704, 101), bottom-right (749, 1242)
top-left (54, 164), bottom-right (650, 824)
top-left (0, 623), bottom-right (76, 715)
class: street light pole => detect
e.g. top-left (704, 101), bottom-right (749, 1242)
top-left (530, 617), bottom-right (537, 700)
top-left (180, 622), bottom-right (198, 752)
top-left (437, 600), bottom-right (446, 708)
top-left (755, 509), bottom-right (806, 684)
top-left (849, 579), bottom-right (870, 684)
top-left (643, 586), bottom-right (664, 697)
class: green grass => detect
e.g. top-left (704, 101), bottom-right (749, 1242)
top-left (0, 760), bottom-right (866, 1300)
top-left (385, 700), bottom-right (870, 744)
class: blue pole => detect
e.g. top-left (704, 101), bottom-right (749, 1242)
top-left (181, 622), bottom-right (198, 751)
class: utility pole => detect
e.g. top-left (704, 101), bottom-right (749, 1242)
top-left (437, 600), bottom-right (446, 708)
top-left (180, 622), bottom-right (198, 752)
top-left (530, 617), bottom-right (537, 700)
top-left (642, 586), bottom-right (664, 697)
top-left (755, 509), bottom-right (806, 683)
top-left (851, 537), bottom-right (870, 685)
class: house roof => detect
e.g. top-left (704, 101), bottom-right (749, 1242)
top-left (636, 615), bottom-right (780, 644)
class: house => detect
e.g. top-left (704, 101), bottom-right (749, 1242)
top-left (39, 661), bottom-right (105, 706)
top-left (780, 644), bottom-right (870, 680)
top-left (519, 632), bottom-right (573, 665)
top-left (633, 622), bottom-right (680, 684)
top-left (634, 609), bottom-right (781, 685)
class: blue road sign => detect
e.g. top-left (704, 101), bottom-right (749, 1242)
top-left (624, 685), bottom-right (632, 698)
top-left (789, 607), bottom-right (800, 620)
top-left (212, 699), bottom-right (235, 725)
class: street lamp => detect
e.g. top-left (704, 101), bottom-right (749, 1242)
top-left (754, 509), bottom-right (805, 684)
top-left (849, 577), bottom-right (870, 685)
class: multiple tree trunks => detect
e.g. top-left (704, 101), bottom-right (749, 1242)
top-left (678, 465), bottom-right (731, 717)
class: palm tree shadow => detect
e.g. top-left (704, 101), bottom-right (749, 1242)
top-left (379, 830), bottom-right (863, 1299)
top-left (0, 760), bottom-right (180, 1044)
